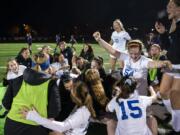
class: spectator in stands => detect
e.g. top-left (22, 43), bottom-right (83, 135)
top-left (79, 43), bottom-right (94, 62)
top-left (16, 47), bottom-right (32, 68)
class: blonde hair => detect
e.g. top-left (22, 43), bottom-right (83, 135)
top-left (71, 81), bottom-right (96, 118)
top-left (113, 19), bottom-right (125, 31)
top-left (85, 69), bottom-right (109, 107)
top-left (6, 58), bottom-right (18, 74)
top-left (151, 44), bottom-right (161, 51)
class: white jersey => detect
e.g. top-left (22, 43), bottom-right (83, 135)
top-left (7, 65), bottom-right (26, 80)
top-left (119, 52), bottom-right (152, 95)
top-left (111, 31), bottom-right (131, 52)
top-left (107, 91), bottom-right (153, 135)
top-left (26, 106), bottom-right (90, 135)
top-left (51, 59), bottom-right (68, 70)
top-left (163, 99), bottom-right (180, 132)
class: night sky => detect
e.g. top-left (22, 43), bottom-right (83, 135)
top-left (0, 0), bottom-right (169, 38)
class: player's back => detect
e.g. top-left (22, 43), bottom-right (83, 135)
top-left (115, 91), bottom-right (153, 135)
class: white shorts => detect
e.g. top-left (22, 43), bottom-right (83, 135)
top-left (166, 64), bottom-right (180, 78)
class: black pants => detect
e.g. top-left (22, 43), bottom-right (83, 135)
top-left (4, 117), bottom-right (49, 135)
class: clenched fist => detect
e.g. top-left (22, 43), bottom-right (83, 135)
top-left (93, 31), bottom-right (101, 41)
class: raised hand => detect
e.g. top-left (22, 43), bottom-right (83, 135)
top-left (93, 31), bottom-right (101, 41)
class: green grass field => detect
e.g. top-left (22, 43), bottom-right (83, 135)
top-left (0, 42), bottom-right (112, 135)
top-left (0, 43), bottom-right (173, 135)
top-left (0, 43), bottom-right (112, 82)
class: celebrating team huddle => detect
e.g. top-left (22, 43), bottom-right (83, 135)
top-left (0, 0), bottom-right (180, 135)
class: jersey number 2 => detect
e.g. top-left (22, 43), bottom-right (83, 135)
top-left (119, 100), bottom-right (142, 120)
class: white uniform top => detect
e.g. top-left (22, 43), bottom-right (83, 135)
top-left (26, 106), bottom-right (91, 135)
top-left (119, 52), bottom-right (152, 95)
top-left (107, 91), bottom-right (153, 135)
top-left (50, 59), bottom-right (68, 70)
top-left (111, 31), bottom-right (131, 52)
top-left (7, 65), bottom-right (26, 80)
top-left (163, 99), bottom-right (180, 132)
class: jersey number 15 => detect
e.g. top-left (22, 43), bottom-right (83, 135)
top-left (119, 100), bottom-right (142, 120)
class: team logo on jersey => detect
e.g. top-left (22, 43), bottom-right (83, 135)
top-left (114, 38), bottom-right (119, 43)
top-left (124, 66), bottom-right (134, 77)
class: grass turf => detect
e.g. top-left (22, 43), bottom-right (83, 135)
top-left (0, 42), bottom-right (112, 135)
top-left (0, 43), bottom-right (111, 82)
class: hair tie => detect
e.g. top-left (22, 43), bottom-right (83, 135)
top-left (124, 79), bottom-right (132, 86)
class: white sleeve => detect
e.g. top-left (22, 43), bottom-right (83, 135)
top-left (107, 97), bottom-right (116, 112)
top-left (123, 32), bottom-right (131, 40)
top-left (119, 52), bottom-right (129, 61)
top-left (64, 107), bottom-right (90, 129)
top-left (140, 96), bottom-right (153, 107)
top-left (141, 56), bottom-right (152, 69)
top-left (26, 108), bottom-right (90, 133)
top-left (162, 99), bottom-right (172, 113)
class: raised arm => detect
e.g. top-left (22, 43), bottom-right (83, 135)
top-left (93, 32), bottom-right (121, 58)
top-left (147, 60), bottom-right (172, 69)
top-left (148, 86), bottom-right (157, 103)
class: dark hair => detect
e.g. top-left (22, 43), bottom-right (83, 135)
top-left (34, 52), bottom-right (45, 58)
top-left (60, 72), bottom-right (72, 83)
top-left (71, 81), bottom-right (96, 118)
top-left (92, 56), bottom-right (104, 66)
top-left (84, 43), bottom-right (93, 53)
top-left (18, 47), bottom-right (29, 55)
top-left (76, 56), bottom-right (84, 61)
top-left (116, 77), bottom-right (137, 102)
top-left (53, 53), bottom-right (60, 62)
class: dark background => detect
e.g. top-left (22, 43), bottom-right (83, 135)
top-left (0, 0), bottom-right (169, 41)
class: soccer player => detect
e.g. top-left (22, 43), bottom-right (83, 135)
top-left (107, 77), bottom-right (157, 135)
